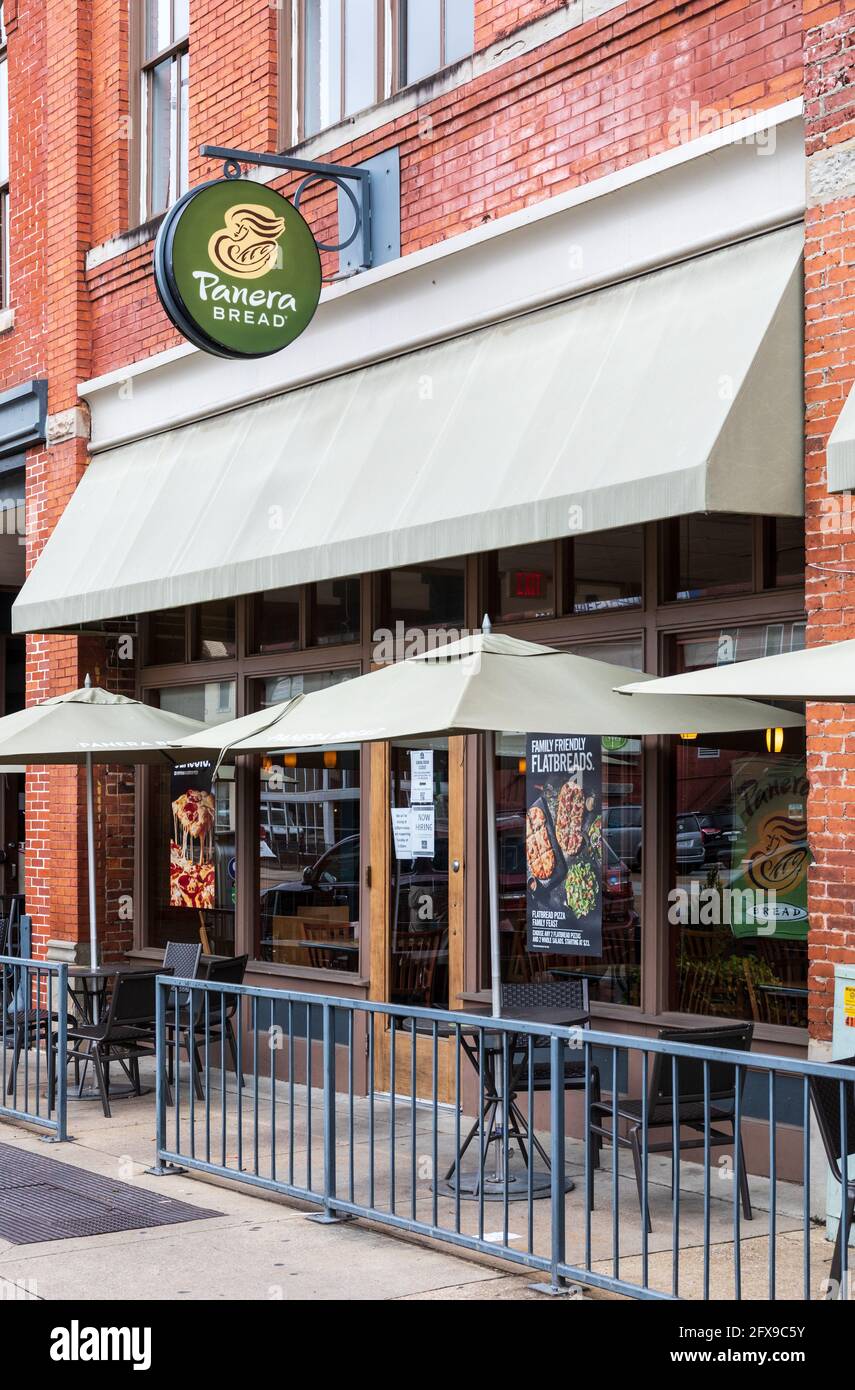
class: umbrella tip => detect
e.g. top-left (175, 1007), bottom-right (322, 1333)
top-left (84, 673), bottom-right (92, 688)
top-left (481, 614), bottom-right (492, 634)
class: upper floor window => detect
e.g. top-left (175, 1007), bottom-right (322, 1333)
top-left (287, 0), bottom-right (474, 145)
top-left (137, 0), bottom-right (189, 220)
top-left (0, 3), bottom-right (9, 308)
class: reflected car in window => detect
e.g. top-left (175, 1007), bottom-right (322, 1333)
top-left (675, 814), bottom-right (705, 870)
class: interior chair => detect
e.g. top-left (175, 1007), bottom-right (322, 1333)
top-left (809, 1055), bottom-right (855, 1297)
top-left (590, 1021), bottom-right (755, 1232)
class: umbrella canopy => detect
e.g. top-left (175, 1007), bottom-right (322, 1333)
top-left (171, 630), bottom-right (802, 1019)
top-left (171, 632), bottom-right (804, 756)
top-left (0, 681), bottom-right (206, 970)
top-left (0, 683), bottom-right (204, 764)
top-left (616, 637), bottom-right (852, 701)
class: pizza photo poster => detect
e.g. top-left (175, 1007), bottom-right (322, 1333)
top-left (525, 734), bottom-right (603, 956)
top-left (170, 762), bottom-right (217, 910)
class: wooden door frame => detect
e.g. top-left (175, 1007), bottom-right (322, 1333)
top-left (369, 736), bottom-right (466, 1100)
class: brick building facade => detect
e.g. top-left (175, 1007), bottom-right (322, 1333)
top-left (0, 0), bottom-right (852, 1081)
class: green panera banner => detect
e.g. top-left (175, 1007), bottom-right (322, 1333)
top-left (154, 179), bottom-right (322, 359)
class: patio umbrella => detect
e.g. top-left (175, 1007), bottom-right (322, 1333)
top-left (616, 636), bottom-right (855, 701)
top-left (172, 626), bottom-right (803, 1015)
top-left (0, 678), bottom-right (205, 968)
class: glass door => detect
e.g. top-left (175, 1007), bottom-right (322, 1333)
top-left (369, 736), bottom-right (465, 1102)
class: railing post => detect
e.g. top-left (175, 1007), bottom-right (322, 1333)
top-left (530, 1032), bottom-right (571, 1296)
top-left (146, 975), bottom-right (185, 1176)
top-left (54, 963), bottom-right (68, 1142)
top-left (309, 1001), bottom-right (350, 1224)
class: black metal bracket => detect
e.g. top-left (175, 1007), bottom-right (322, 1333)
top-left (199, 145), bottom-right (373, 272)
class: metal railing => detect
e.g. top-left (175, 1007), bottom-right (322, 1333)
top-left (0, 954), bottom-right (68, 1140)
top-left (153, 976), bottom-right (855, 1301)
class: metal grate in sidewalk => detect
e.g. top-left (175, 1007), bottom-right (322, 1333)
top-left (0, 1142), bottom-right (219, 1245)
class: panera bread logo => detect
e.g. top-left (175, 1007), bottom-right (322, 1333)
top-left (207, 203), bottom-right (286, 280)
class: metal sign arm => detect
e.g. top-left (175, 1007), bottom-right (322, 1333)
top-left (199, 144), bottom-right (373, 270)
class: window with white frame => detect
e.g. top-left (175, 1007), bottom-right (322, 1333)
top-left (287, 1), bottom-right (474, 144)
top-left (0, 3), bottom-right (9, 309)
top-left (137, 0), bottom-right (189, 221)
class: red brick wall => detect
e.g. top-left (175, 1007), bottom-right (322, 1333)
top-left (0, 0), bottom-right (807, 965)
top-left (804, 1), bottom-right (855, 1042)
top-left (85, 0), bottom-right (803, 381)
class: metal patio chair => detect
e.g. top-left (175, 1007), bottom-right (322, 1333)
top-left (501, 978), bottom-right (602, 1183)
top-left (590, 1021), bottom-right (754, 1232)
top-left (164, 954), bottom-right (249, 1104)
top-left (2, 961), bottom-right (58, 1098)
top-left (809, 1054), bottom-right (855, 1297)
top-left (54, 969), bottom-right (161, 1119)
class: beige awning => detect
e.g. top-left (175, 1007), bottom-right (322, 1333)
top-left (13, 225), bottom-right (804, 634)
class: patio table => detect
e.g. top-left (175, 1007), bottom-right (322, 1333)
top-left (436, 1003), bottom-right (588, 1200)
top-left (66, 962), bottom-right (172, 1100)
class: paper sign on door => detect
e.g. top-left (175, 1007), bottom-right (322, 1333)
top-left (410, 749), bottom-right (434, 805)
top-left (411, 804), bottom-right (435, 857)
top-left (391, 807), bottom-right (413, 860)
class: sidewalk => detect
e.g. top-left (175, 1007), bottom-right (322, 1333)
top-left (0, 1108), bottom-right (581, 1302)
top-left (0, 1062), bottom-right (835, 1302)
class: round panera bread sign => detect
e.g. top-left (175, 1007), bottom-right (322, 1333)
top-left (154, 179), bottom-right (322, 359)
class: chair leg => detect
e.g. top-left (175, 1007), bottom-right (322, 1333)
top-left (629, 1125), bottom-right (652, 1234)
top-left (225, 1019), bottom-right (243, 1084)
top-left (736, 1129), bottom-right (753, 1221)
top-left (590, 1071), bottom-right (602, 1170)
top-left (191, 1045), bottom-right (205, 1101)
top-left (829, 1188), bottom-right (855, 1294)
top-left (91, 1048), bottom-right (111, 1119)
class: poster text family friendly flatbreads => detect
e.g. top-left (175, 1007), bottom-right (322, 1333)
top-left (525, 734), bottom-right (603, 955)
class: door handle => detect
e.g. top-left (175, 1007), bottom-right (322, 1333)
top-left (452, 859), bottom-right (461, 872)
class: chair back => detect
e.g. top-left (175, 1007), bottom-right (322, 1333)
top-left (650, 1021), bottom-right (754, 1111)
top-left (203, 955), bottom-right (249, 1020)
top-left (809, 1055), bottom-right (855, 1186)
top-left (107, 970), bottom-right (160, 1030)
top-left (391, 928), bottom-right (443, 1006)
top-left (302, 920), bottom-right (355, 970)
top-left (501, 977), bottom-right (589, 1015)
top-left (163, 940), bottom-right (202, 981)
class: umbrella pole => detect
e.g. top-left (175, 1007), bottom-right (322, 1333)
top-left (484, 731), bottom-right (501, 1018)
top-left (85, 752), bottom-right (98, 971)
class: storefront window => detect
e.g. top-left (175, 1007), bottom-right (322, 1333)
top-left (381, 558), bottom-right (466, 634)
top-left (493, 543), bottom-right (556, 623)
top-left (310, 577), bottom-right (360, 646)
top-left (196, 600), bottom-right (236, 660)
top-left (571, 525), bottom-right (643, 613)
top-left (254, 587), bottom-right (300, 654)
top-left (670, 628), bottom-right (808, 1027)
top-left (148, 608), bottom-right (186, 664)
top-left (147, 682), bottom-right (237, 955)
top-left (773, 516), bottom-right (805, 589)
top-left (671, 513), bottom-right (753, 600)
top-left (256, 668), bottom-right (360, 970)
top-left (495, 731), bottom-right (642, 1007)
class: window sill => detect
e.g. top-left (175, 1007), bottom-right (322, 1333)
top-left (86, 215), bottom-right (166, 273)
top-left (0, 306), bottom-right (15, 335)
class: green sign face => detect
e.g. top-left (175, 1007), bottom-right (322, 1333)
top-left (154, 179), bottom-right (322, 359)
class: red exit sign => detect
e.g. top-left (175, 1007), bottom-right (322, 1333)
top-left (514, 570), bottom-right (543, 598)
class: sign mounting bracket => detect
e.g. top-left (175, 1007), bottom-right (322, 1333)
top-left (199, 145), bottom-right (373, 272)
